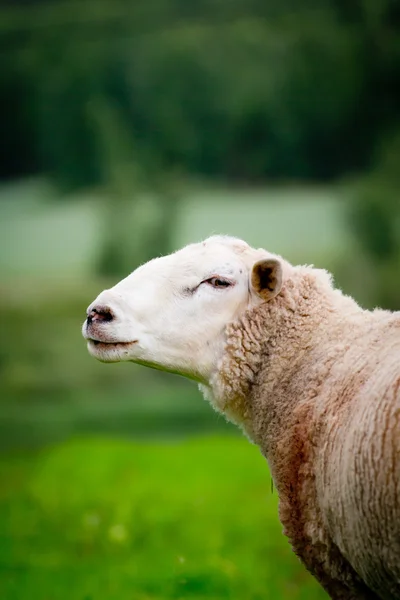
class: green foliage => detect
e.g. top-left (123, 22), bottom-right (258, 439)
top-left (87, 96), bottom-right (182, 275)
top-left (346, 132), bottom-right (400, 309)
top-left (2, 0), bottom-right (398, 275)
top-left (0, 436), bottom-right (327, 599)
top-left (1, 0), bottom-right (398, 185)
top-left (350, 134), bottom-right (399, 259)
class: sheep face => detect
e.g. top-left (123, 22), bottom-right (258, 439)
top-left (82, 236), bottom-right (284, 383)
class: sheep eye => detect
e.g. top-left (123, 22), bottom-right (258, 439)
top-left (206, 277), bottom-right (232, 289)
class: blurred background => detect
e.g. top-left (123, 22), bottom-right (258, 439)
top-left (0, 1), bottom-right (399, 598)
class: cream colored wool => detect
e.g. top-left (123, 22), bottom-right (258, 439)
top-left (207, 269), bottom-right (400, 599)
top-left (83, 237), bottom-right (400, 599)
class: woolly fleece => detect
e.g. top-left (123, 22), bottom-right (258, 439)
top-left (203, 266), bottom-right (400, 599)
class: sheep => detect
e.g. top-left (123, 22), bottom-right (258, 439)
top-left (82, 235), bottom-right (400, 599)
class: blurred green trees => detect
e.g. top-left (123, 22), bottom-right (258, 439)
top-left (1, 0), bottom-right (399, 186)
top-left (1, 0), bottom-right (398, 280)
top-left (348, 133), bottom-right (400, 309)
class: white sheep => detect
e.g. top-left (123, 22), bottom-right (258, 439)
top-left (82, 235), bottom-right (400, 599)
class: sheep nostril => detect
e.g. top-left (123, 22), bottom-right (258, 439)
top-left (87, 305), bottom-right (114, 324)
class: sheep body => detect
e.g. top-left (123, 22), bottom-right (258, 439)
top-left (84, 236), bottom-right (400, 598)
top-left (206, 266), bottom-right (400, 598)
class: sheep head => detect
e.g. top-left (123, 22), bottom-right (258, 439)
top-left (82, 236), bottom-right (290, 384)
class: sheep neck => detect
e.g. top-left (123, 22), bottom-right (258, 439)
top-left (204, 267), bottom-right (361, 441)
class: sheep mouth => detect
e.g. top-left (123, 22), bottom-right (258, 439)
top-left (88, 339), bottom-right (138, 350)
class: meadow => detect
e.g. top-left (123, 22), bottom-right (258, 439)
top-left (0, 436), bottom-right (327, 600)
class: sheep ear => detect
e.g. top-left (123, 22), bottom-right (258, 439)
top-left (251, 258), bottom-right (282, 301)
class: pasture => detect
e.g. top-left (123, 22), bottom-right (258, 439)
top-left (0, 436), bottom-right (327, 600)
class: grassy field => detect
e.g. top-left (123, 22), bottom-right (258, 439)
top-left (0, 435), bottom-right (327, 600)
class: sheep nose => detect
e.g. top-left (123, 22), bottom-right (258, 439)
top-left (86, 305), bottom-right (114, 325)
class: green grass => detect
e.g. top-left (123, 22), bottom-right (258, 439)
top-left (0, 435), bottom-right (327, 599)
